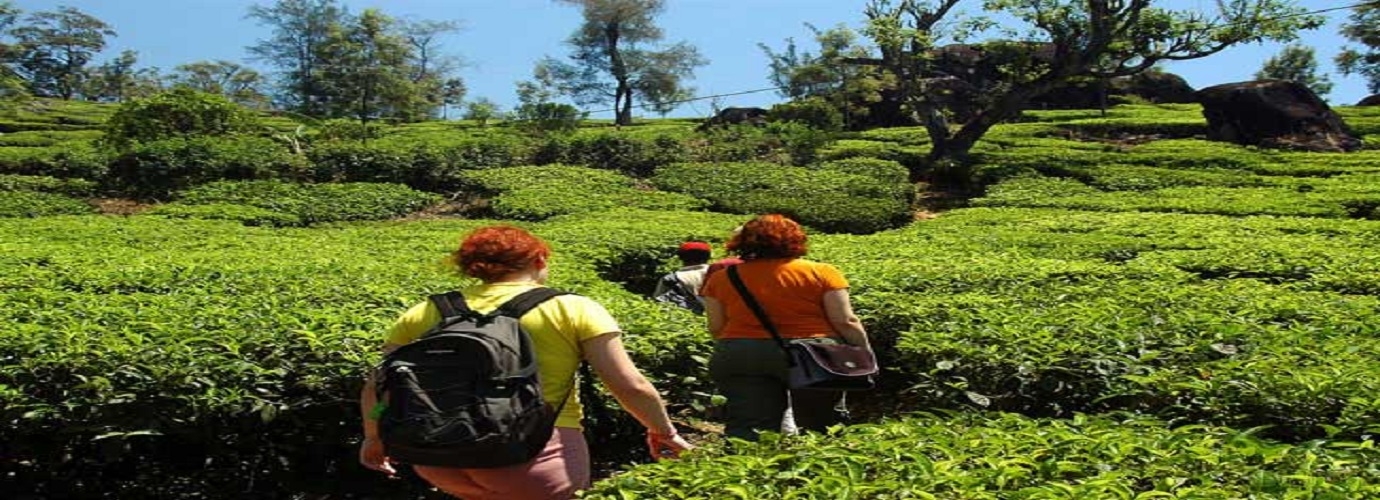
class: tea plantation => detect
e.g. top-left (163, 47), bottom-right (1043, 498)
top-left (2, 99), bottom-right (1379, 498)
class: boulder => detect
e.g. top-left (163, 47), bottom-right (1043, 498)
top-left (1112, 71), bottom-right (1197, 104)
top-left (1357, 94), bottom-right (1380, 107)
top-left (1195, 80), bottom-right (1363, 153)
top-left (697, 107), bottom-right (768, 131)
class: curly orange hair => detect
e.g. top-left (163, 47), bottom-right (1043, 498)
top-left (451, 225), bottom-right (551, 281)
top-left (726, 214), bottom-right (807, 259)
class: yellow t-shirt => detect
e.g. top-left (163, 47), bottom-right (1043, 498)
top-left (384, 282), bottom-right (619, 429)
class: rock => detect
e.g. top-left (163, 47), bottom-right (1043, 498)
top-left (1357, 94), bottom-right (1380, 107)
top-left (1112, 71), bottom-right (1197, 104)
top-left (1196, 80), bottom-right (1363, 153)
top-left (697, 107), bottom-right (768, 131)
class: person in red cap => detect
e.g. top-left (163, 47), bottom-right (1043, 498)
top-left (652, 241), bottom-right (712, 314)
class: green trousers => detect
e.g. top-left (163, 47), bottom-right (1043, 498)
top-left (709, 338), bottom-right (847, 441)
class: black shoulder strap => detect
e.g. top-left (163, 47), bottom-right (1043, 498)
top-left (726, 266), bottom-right (792, 355)
top-left (429, 291), bottom-right (470, 319)
top-left (493, 287), bottom-right (569, 319)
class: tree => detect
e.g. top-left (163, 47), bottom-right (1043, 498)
top-left (463, 97), bottom-right (499, 126)
top-left (439, 77), bottom-right (465, 118)
top-left (781, 0), bottom-right (1320, 179)
top-left (9, 6), bottom-right (115, 99)
top-left (761, 24), bottom-right (888, 129)
top-left (1256, 45), bottom-right (1332, 97)
top-left (246, 0), bottom-right (348, 115)
top-left (319, 8), bottom-right (418, 128)
top-left (516, 62), bottom-right (562, 109)
top-left (1336, 4), bottom-right (1380, 94)
top-left (82, 50), bottom-right (162, 102)
top-left (541, 0), bottom-right (706, 125)
top-left (167, 60), bottom-right (270, 109)
top-left (248, 1), bottom-right (463, 120)
top-left (402, 18), bottom-right (462, 116)
top-left (0, 1), bottom-right (29, 108)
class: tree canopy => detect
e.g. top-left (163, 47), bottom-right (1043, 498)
top-left (245, 0), bottom-right (460, 121)
top-left (168, 60), bottom-right (269, 109)
top-left (1336, 3), bottom-right (1380, 95)
top-left (7, 5), bottom-right (115, 100)
top-left (1256, 44), bottom-right (1333, 97)
top-left (537, 0), bottom-right (706, 125)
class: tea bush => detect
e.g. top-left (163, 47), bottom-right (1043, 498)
top-left (151, 180), bottom-right (441, 226)
top-left (103, 88), bottom-right (259, 149)
top-left (458, 164), bottom-right (707, 221)
top-left (584, 412), bottom-right (1380, 499)
top-left (0, 141), bottom-right (109, 180)
top-left (768, 97), bottom-right (844, 132)
top-left (815, 157), bottom-right (910, 185)
top-left (686, 124), bottom-right (793, 164)
top-left (538, 130), bottom-right (689, 177)
top-left (145, 202), bottom-right (306, 227)
top-left (0, 190), bottom-right (93, 217)
top-left (306, 134), bottom-right (538, 191)
top-left (106, 136), bottom-right (307, 199)
top-left (854, 125), bottom-right (930, 146)
top-left (818, 138), bottom-right (927, 167)
top-left (0, 130), bottom-right (102, 147)
top-left (653, 162), bottom-right (912, 234)
top-left (1045, 163), bottom-right (1276, 191)
top-left (0, 217), bottom-right (470, 498)
top-left (974, 174), bottom-right (1380, 219)
top-left (806, 207), bottom-right (1380, 439)
top-left (0, 174), bottom-right (98, 196)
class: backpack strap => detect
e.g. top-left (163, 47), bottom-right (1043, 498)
top-left (492, 287), bottom-right (569, 319)
top-left (429, 291), bottom-right (471, 319)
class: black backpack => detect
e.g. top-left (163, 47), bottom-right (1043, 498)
top-left (375, 287), bottom-right (569, 468)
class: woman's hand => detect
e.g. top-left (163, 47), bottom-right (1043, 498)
top-left (646, 430), bottom-right (694, 460)
top-left (360, 436), bottom-right (398, 476)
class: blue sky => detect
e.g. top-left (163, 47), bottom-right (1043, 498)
top-left (13, 0), bottom-right (1372, 119)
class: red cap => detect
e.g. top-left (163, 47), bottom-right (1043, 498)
top-left (678, 241), bottom-right (711, 252)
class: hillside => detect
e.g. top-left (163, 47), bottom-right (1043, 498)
top-left (3, 99), bottom-right (1380, 498)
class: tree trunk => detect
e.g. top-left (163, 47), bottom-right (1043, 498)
top-left (604, 22), bottom-right (632, 126)
top-left (927, 78), bottom-right (1065, 162)
top-left (359, 72), bottom-right (373, 144)
top-left (616, 85), bottom-right (633, 125)
top-left (922, 78), bottom-right (1067, 181)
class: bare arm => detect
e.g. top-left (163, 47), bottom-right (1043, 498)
top-left (702, 296), bottom-right (726, 336)
top-left (359, 344), bottom-right (400, 437)
top-left (823, 289), bottom-right (870, 348)
top-left (359, 343), bottom-right (400, 475)
top-left (582, 332), bottom-right (677, 435)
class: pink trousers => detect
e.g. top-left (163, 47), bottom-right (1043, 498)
top-left (412, 427), bottom-right (591, 500)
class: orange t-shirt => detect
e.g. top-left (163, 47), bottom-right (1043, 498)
top-left (700, 258), bottom-right (849, 340)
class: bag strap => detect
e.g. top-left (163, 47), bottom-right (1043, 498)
top-left (429, 291), bottom-right (471, 319)
top-left (494, 287), bottom-right (569, 319)
top-left (430, 287), bottom-right (568, 320)
top-left (726, 266), bottom-right (793, 357)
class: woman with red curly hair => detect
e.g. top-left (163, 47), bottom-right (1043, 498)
top-left (699, 214), bottom-right (871, 441)
top-left (359, 225), bottom-right (690, 499)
